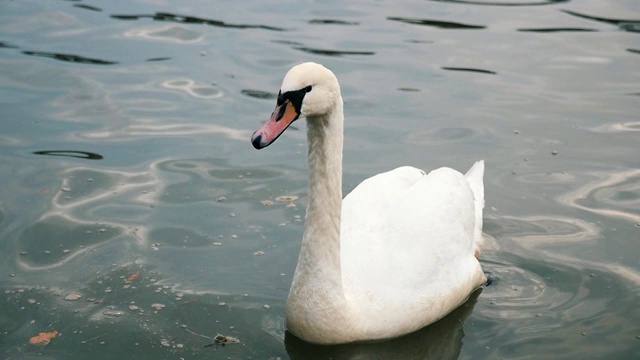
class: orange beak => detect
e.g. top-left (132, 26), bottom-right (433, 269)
top-left (251, 99), bottom-right (300, 149)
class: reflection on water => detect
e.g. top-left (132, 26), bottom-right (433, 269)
top-left (559, 169), bottom-right (640, 225)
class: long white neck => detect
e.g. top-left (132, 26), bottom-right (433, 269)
top-left (286, 99), bottom-right (349, 337)
top-left (298, 100), bottom-right (344, 286)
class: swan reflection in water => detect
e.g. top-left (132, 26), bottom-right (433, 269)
top-left (285, 289), bottom-right (482, 360)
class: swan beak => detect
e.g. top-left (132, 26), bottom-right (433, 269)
top-left (251, 100), bottom-right (300, 149)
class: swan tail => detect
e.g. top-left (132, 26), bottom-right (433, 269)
top-left (465, 160), bottom-right (485, 259)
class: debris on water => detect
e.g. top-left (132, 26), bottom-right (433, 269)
top-left (263, 304), bottom-right (270, 309)
top-left (160, 338), bottom-right (171, 347)
top-left (551, 150), bottom-right (559, 155)
top-left (80, 334), bottom-right (106, 344)
top-left (126, 271), bottom-right (141, 283)
top-left (230, 234), bottom-right (238, 239)
top-left (204, 334), bottom-right (240, 348)
top-left (229, 212), bottom-right (236, 218)
top-left (27, 298), bottom-right (36, 304)
top-left (103, 309), bottom-right (124, 317)
top-left (129, 305), bottom-right (139, 311)
top-left (216, 196), bottom-right (226, 202)
top-left (213, 242), bottom-right (222, 246)
top-left (29, 331), bottom-right (59, 346)
top-left (275, 195), bottom-right (298, 202)
top-left (253, 251), bottom-right (265, 256)
top-left (65, 292), bottom-right (82, 301)
top-left (151, 303), bottom-right (166, 310)
top-left (261, 200), bottom-right (274, 206)
top-left (176, 343), bottom-right (184, 349)
top-left (218, 302), bottom-right (226, 306)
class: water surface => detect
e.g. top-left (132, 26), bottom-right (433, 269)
top-left (1, 0), bottom-right (639, 358)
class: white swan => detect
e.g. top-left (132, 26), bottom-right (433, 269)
top-left (251, 62), bottom-right (486, 345)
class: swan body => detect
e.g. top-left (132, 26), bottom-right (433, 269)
top-left (251, 62), bottom-right (486, 345)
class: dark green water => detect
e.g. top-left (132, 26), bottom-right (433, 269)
top-left (1, 0), bottom-right (639, 358)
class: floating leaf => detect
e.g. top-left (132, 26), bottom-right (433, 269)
top-left (29, 331), bottom-right (59, 346)
top-left (126, 271), bottom-right (140, 283)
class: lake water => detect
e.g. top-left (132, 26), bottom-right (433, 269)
top-left (1, 0), bottom-right (639, 359)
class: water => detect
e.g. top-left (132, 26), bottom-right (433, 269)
top-left (1, 0), bottom-right (639, 358)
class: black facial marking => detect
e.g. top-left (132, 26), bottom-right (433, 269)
top-left (274, 102), bottom-right (287, 121)
top-left (276, 85), bottom-right (313, 116)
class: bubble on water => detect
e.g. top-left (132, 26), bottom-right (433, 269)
top-left (275, 195), bottom-right (298, 202)
top-left (151, 303), bottom-right (165, 310)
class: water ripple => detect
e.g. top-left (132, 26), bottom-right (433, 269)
top-left (518, 27), bottom-right (597, 33)
top-left (426, 0), bottom-right (570, 6)
top-left (73, 4), bottom-right (102, 12)
top-left (124, 26), bottom-right (203, 43)
top-left (111, 12), bottom-right (286, 31)
top-left (387, 16), bottom-right (485, 29)
top-left (22, 50), bottom-right (118, 65)
top-left (308, 19), bottom-right (359, 26)
top-left (292, 46), bottom-right (374, 57)
top-left (241, 89), bottom-right (277, 100)
top-left (441, 66), bottom-right (497, 75)
top-left (33, 150), bottom-right (104, 160)
top-left (561, 10), bottom-right (640, 33)
top-left (558, 169), bottom-right (640, 224)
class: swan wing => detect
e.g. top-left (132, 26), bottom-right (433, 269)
top-left (340, 163), bottom-right (485, 316)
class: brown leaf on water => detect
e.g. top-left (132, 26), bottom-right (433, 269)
top-left (126, 271), bottom-right (140, 283)
top-left (29, 331), bottom-right (59, 346)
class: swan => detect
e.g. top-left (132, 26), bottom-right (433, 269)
top-left (251, 62), bottom-right (486, 345)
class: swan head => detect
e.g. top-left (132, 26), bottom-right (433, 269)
top-left (251, 62), bottom-right (341, 149)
